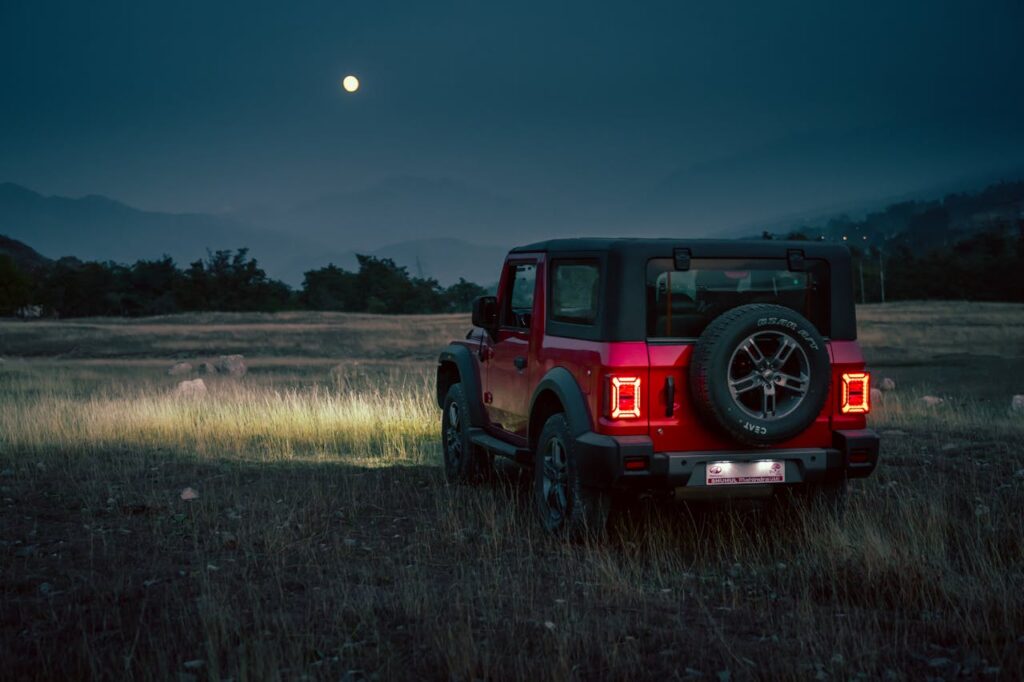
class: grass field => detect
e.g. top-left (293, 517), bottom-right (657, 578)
top-left (2, 303), bottom-right (1023, 680)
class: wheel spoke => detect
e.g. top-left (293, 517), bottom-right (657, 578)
top-left (729, 371), bottom-right (762, 395)
top-left (761, 386), bottom-right (776, 417)
top-left (545, 479), bottom-right (566, 515)
top-left (444, 401), bottom-right (464, 467)
top-left (551, 440), bottom-right (565, 468)
top-left (771, 337), bottom-right (797, 367)
top-left (554, 485), bottom-right (567, 513)
top-left (542, 437), bottom-right (569, 519)
top-left (447, 429), bottom-right (461, 453)
top-left (741, 339), bottom-right (767, 366)
top-left (544, 460), bottom-right (565, 483)
top-left (775, 372), bottom-right (808, 395)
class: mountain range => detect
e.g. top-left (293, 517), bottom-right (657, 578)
top-left (0, 233), bottom-right (50, 271)
top-left (0, 182), bottom-right (507, 286)
top-left (3, 146), bottom-right (1023, 288)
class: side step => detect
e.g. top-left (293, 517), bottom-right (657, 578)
top-left (468, 427), bottom-right (533, 465)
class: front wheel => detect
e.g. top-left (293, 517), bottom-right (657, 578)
top-left (533, 414), bottom-right (610, 538)
top-left (442, 383), bottom-right (492, 484)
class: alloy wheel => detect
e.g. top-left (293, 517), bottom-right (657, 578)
top-left (541, 436), bottom-right (569, 523)
top-left (726, 331), bottom-right (810, 420)
top-left (444, 402), bottom-right (463, 469)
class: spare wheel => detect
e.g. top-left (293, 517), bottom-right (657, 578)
top-left (689, 304), bottom-right (831, 447)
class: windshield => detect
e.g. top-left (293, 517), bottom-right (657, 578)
top-left (646, 257), bottom-right (829, 338)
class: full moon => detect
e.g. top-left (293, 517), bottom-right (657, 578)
top-left (342, 75), bottom-right (360, 93)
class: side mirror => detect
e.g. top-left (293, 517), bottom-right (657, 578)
top-left (471, 295), bottom-right (498, 335)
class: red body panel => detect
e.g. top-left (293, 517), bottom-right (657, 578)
top-left (644, 341), bottom-right (861, 452)
top-left (537, 337), bottom-right (651, 438)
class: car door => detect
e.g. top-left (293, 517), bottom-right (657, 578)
top-left (486, 259), bottom-right (538, 441)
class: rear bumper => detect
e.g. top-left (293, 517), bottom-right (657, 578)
top-left (576, 429), bottom-right (880, 490)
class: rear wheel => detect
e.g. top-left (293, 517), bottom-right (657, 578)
top-left (442, 383), bottom-right (492, 484)
top-left (533, 414), bottom-right (610, 538)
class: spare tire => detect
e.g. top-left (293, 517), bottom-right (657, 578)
top-left (689, 304), bottom-right (830, 447)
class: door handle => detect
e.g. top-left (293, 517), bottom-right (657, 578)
top-left (665, 376), bottom-right (675, 417)
top-left (513, 356), bottom-right (527, 371)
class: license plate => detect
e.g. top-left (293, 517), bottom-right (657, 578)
top-left (706, 460), bottom-right (785, 486)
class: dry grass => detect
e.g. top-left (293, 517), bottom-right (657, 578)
top-left (0, 311), bottom-right (470, 360)
top-left (2, 305), bottom-right (1024, 680)
top-left (857, 301), bottom-right (1024, 358)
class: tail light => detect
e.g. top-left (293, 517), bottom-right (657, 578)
top-left (607, 376), bottom-right (642, 419)
top-left (840, 372), bottom-right (870, 414)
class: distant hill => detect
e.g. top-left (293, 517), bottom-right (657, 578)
top-left (765, 180), bottom-right (1024, 251)
top-left (647, 127), bottom-right (1024, 239)
top-left (0, 181), bottom-right (316, 277)
top-left (5, 171), bottom-right (1023, 289)
top-left (0, 183), bottom-right (505, 286)
top-left (333, 238), bottom-right (505, 288)
top-left (0, 233), bottom-right (50, 271)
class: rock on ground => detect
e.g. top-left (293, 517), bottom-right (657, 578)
top-left (920, 395), bottom-right (945, 407)
top-left (168, 362), bottom-right (193, 376)
top-left (175, 378), bottom-right (207, 398)
top-left (870, 388), bottom-right (883, 405)
top-left (1011, 394), bottom-right (1024, 413)
top-left (215, 354), bottom-right (247, 376)
top-left (879, 377), bottom-right (896, 391)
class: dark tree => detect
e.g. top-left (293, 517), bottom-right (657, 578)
top-left (444, 278), bottom-right (487, 312)
top-left (124, 257), bottom-right (182, 316)
top-left (353, 255), bottom-right (446, 314)
top-left (300, 264), bottom-right (359, 311)
top-left (0, 255), bottom-right (32, 315)
top-left (179, 249), bottom-right (291, 312)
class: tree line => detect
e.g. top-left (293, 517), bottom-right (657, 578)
top-left (0, 249), bottom-right (488, 317)
top-left (764, 223), bottom-right (1024, 303)
top-left (759, 179), bottom-right (1024, 303)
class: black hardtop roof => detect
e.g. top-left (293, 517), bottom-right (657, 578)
top-left (511, 237), bottom-right (858, 341)
top-left (510, 237), bottom-right (850, 261)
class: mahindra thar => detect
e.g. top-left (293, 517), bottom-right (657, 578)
top-left (436, 239), bottom-right (878, 535)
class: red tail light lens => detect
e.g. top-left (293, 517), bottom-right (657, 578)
top-left (608, 376), bottom-right (642, 419)
top-left (841, 372), bottom-right (870, 414)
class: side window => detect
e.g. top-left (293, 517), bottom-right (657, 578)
top-left (504, 262), bottom-right (536, 329)
top-left (551, 260), bottom-right (599, 324)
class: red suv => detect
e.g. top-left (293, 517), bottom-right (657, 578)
top-left (436, 239), bottom-right (878, 535)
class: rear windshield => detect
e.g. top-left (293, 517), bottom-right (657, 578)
top-left (646, 258), bottom-right (829, 338)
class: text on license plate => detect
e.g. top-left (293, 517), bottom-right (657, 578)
top-left (706, 460), bottom-right (785, 485)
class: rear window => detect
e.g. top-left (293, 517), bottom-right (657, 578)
top-left (646, 258), bottom-right (829, 338)
top-left (551, 260), bottom-right (599, 324)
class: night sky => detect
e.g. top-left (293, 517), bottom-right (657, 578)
top-left (2, 0), bottom-right (1023, 239)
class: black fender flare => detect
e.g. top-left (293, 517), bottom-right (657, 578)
top-left (437, 343), bottom-right (486, 427)
top-left (529, 367), bottom-right (594, 443)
